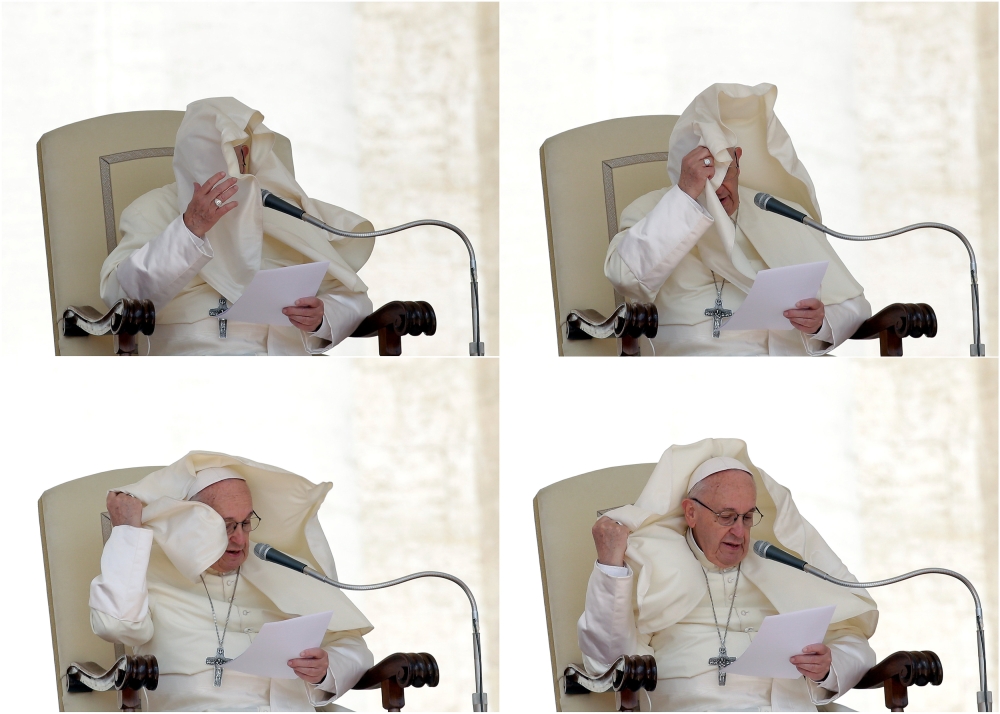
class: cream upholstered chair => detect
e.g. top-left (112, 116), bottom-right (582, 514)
top-left (40, 468), bottom-right (439, 712)
top-left (534, 465), bottom-right (943, 712)
top-left (539, 116), bottom-right (937, 357)
top-left (38, 111), bottom-right (435, 356)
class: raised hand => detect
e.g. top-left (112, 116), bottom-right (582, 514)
top-left (678, 146), bottom-right (717, 201)
top-left (592, 516), bottom-right (630, 567)
top-left (183, 172), bottom-right (239, 238)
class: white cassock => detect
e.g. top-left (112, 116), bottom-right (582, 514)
top-left (101, 195), bottom-right (372, 356)
top-left (578, 530), bottom-right (874, 712)
top-left (90, 525), bottom-right (373, 712)
top-left (605, 184), bottom-right (872, 356)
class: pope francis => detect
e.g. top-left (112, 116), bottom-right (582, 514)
top-left (604, 83), bottom-right (871, 355)
top-left (100, 98), bottom-right (376, 355)
top-left (89, 452), bottom-right (374, 711)
top-left (578, 439), bottom-right (878, 711)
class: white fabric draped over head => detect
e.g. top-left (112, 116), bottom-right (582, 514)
top-left (111, 451), bottom-right (372, 635)
top-left (173, 97), bottom-right (375, 303)
top-left (665, 83), bottom-right (863, 305)
top-left (603, 438), bottom-right (877, 638)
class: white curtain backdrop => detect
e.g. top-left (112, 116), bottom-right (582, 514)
top-left (501, 2), bottom-right (997, 357)
top-left (1, 2), bottom-right (499, 357)
top-left (501, 356), bottom-right (997, 712)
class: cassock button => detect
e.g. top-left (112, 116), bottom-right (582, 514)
top-left (728, 577), bottom-right (734, 583)
top-left (243, 610), bottom-right (250, 615)
top-left (741, 610), bottom-right (748, 615)
top-left (227, 580), bottom-right (234, 586)
top-left (745, 627), bottom-right (754, 633)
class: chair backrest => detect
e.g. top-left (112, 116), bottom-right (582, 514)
top-left (540, 116), bottom-right (679, 356)
top-left (37, 110), bottom-right (295, 355)
top-left (533, 463), bottom-right (655, 711)
top-left (39, 466), bottom-right (162, 711)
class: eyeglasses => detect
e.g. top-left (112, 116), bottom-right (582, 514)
top-left (224, 511), bottom-right (261, 536)
top-left (691, 498), bottom-right (762, 528)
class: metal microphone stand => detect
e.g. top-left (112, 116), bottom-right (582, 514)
top-left (800, 216), bottom-right (985, 357)
top-left (801, 564), bottom-right (991, 711)
top-left (266, 189), bottom-right (484, 356)
top-left (258, 546), bottom-right (488, 711)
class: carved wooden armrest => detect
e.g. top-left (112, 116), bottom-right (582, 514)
top-left (350, 301), bottom-right (436, 356)
top-left (563, 655), bottom-right (657, 712)
top-left (66, 655), bottom-right (158, 712)
top-left (849, 303), bottom-right (937, 357)
top-left (566, 303), bottom-right (658, 356)
top-left (62, 298), bottom-right (156, 356)
top-left (855, 650), bottom-right (942, 712)
top-left (352, 652), bottom-right (439, 712)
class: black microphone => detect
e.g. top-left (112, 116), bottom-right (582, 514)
top-left (752, 539), bottom-right (813, 572)
top-left (260, 189), bottom-right (307, 220)
top-left (253, 542), bottom-right (309, 573)
top-left (753, 192), bottom-right (809, 224)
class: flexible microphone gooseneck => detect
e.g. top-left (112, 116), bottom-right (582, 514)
top-left (753, 192), bottom-right (984, 357)
top-left (261, 189), bottom-right (485, 356)
top-left (254, 543), bottom-right (487, 712)
top-left (754, 540), bottom-right (991, 711)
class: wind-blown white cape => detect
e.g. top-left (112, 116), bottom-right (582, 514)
top-left (603, 438), bottom-right (877, 638)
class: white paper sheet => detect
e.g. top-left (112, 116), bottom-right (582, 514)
top-left (223, 611), bottom-right (333, 679)
top-left (218, 261), bottom-right (330, 327)
top-left (720, 261), bottom-right (828, 332)
top-left (725, 605), bottom-right (835, 679)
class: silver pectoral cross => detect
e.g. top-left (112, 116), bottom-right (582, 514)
top-left (208, 297), bottom-right (229, 339)
top-left (704, 295), bottom-right (733, 339)
top-left (206, 646), bottom-right (232, 687)
top-left (708, 646), bottom-right (737, 686)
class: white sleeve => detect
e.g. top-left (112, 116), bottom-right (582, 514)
top-left (112, 214), bottom-right (214, 309)
top-left (577, 562), bottom-right (640, 676)
top-left (806, 633), bottom-right (877, 705)
top-left (305, 633), bottom-right (375, 706)
top-left (89, 525), bottom-right (155, 648)
top-left (302, 288), bottom-right (374, 355)
top-left (604, 185), bottom-right (714, 303)
top-left (803, 294), bottom-right (872, 355)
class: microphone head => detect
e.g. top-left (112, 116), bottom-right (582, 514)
top-left (260, 189), bottom-right (271, 201)
top-left (753, 192), bottom-right (771, 210)
top-left (253, 542), bottom-right (271, 560)
top-left (752, 540), bottom-right (771, 558)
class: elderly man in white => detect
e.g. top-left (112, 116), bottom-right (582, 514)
top-left (578, 439), bottom-right (878, 711)
top-left (604, 83), bottom-right (871, 355)
top-left (90, 453), bottom-right (374, 711)
top-left (100, 98), bottom-right (375, 355)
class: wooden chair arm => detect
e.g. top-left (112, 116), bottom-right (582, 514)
top-left (563, 655), bottom-right (657, 712)
top-left (566, 303), bottom-right (658, 356)
top-left (849, 303), bottom-right (937, 356)
top-left (855, 650), bottom-right (943, 711)
top-left (350, 301), bottom-right (436, 356)
top-left (66, 655), bottom-right (158, 712)
top-left (63, 298), bottom-right (156, 356)
top-left (352, 652), bottom-right (439, 712)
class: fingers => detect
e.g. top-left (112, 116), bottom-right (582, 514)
top-left (209, 177), bottom-right (239, 201)
top-left (795, 298), bottom-right (823, 309)
top-left (282, 305), bottom-right (323, 317)
top-left (195, 172), bottom-right (227, 196)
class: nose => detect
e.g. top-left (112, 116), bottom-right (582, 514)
top-left (729, 518), bottom-right (747, 539)
top-left (230, 526), bottom-right (248, 549)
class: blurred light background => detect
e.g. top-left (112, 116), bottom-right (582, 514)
top-left (2, 2), bottom-right (499, 356)
top-left (10, 357), bottom-right (498, 712)
top-left (501, 2), bottom-right (997, 357)
top-left (501, 356), bottom-right (997, 711)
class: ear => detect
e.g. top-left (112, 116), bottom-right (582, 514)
top-left (735, 147), bottom-right (742, 165)
top-left (681, 498), bottom-right (698, 528)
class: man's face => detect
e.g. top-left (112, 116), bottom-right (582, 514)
top-left (682, 469), bottom-right (757, 569)
top-left (194, 479), bottom-right (254, 573)
top-left (715, 147), bottom-right (742, 216)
